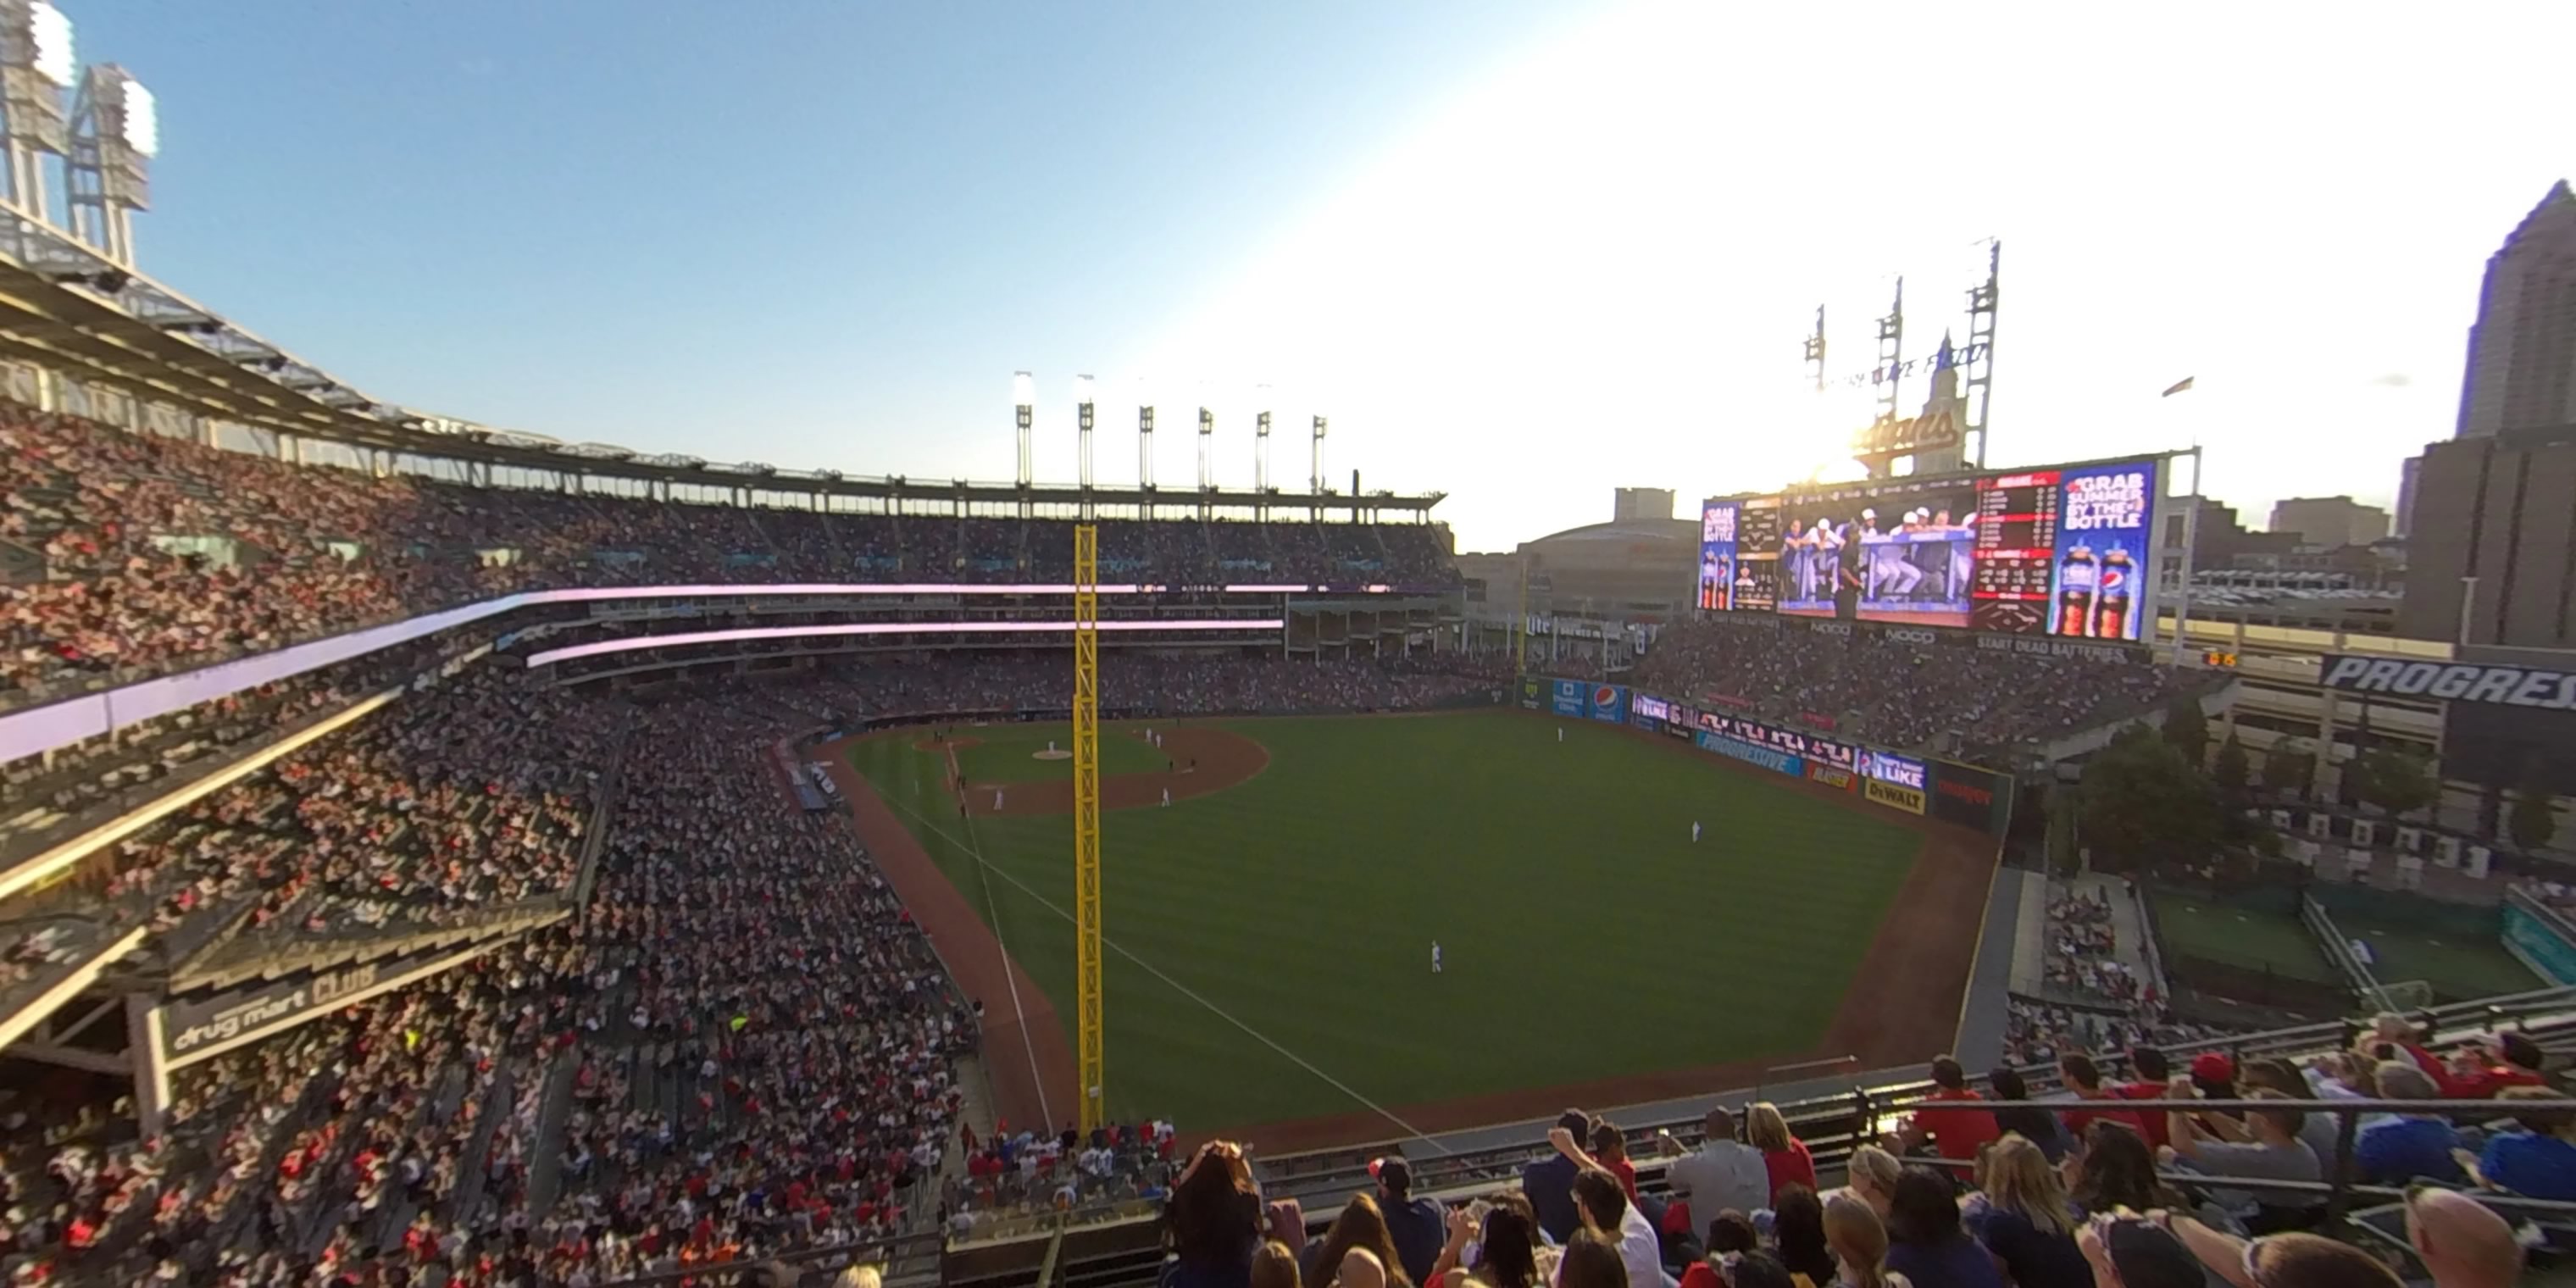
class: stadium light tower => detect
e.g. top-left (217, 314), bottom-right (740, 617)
top-left (0, 0), bottom-right (72, 224)
top-left (1137, 387), bottom-right (1155, 510)
top-left (1074, 375), bottom-right (1096, 520)
top-left (1196, 404), bottom-right (1213, 519)
top-left (1254, 395), bottom-right (1272, 523)
top-left (66, 62), bottom-right (154, 265)
top-left (1013, 372), bottom-right (1035, 519)
top-left (1310, 414), bottom-right (1327, 523)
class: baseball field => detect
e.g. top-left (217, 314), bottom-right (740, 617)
top-left (826, 708), bottom-right (1996, 1149)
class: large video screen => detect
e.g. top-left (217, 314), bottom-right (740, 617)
top-left (1697, 501), bottom-right (1737, 611)
top-left (1971, 458), bottom-right (2158, 641)
top-left (1774, 478), bottom-right (1979, 627)
top-left (1701, 454), bottom-right (2160, 641)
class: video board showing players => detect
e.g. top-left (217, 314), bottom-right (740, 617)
top-left (1774, 480), bottom-right (1979, 627)
top-left (1971, 458), bottom-right (2158, 640)
top-left (1704, 453), bottom-right (2159, 638)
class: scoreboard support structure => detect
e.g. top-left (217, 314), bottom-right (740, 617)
top-left (1072, 525), bottom-right (1105, 1130)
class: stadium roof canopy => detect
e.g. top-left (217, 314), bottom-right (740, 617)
top-left (0, 208), bottom-right (1443, 515)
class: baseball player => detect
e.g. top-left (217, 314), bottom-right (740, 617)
top-left (1431, 941), bottom-right (1443, 975)
top-left (1161, 787), bottom-right (1171, 808)
top-left (1692, 821), bottom-right (1702, 843)
top-left (1557, 727), bottom-right (1564, 742)
top-left (993, 788), bottom-right (1003, 810)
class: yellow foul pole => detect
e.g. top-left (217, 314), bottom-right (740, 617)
top-left (1072, 524), bottom-right (1104, 1130)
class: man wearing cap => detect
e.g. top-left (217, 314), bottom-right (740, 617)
top-left (1369, 1158), bottom-right (1446, 1286)
top-left (2440, 1032), bottom-right (2548, 1099)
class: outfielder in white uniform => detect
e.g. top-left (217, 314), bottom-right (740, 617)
top-left (993, 789), bottom-right (1003, 809)
top-left (1431, 941), bottom-right (1443, 974)
top-left (1692, 821), bottom-right (1702, 843)
top-left (1161, 787), bottom-right (1171, 808)
top-left (1557, 727), bottom-right (1564, 742)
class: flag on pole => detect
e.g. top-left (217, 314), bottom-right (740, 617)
top-left (2161, 376), bottom-right (2196, 397)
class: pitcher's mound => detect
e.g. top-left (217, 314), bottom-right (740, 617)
top-left (1030, 749), bottom-right (1073, 761)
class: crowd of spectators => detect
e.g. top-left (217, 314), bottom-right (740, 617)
top-left (0, 689), bottom-right (985, 1285)
top-left (1635, 619), bottom-right (2190, 754)
top-left (793, 653), bottom-right (1512, 724)
top-left (2036, 888), bottom-right (2145, 1009)
top-left (2, 404), bottom-right (1458, 702)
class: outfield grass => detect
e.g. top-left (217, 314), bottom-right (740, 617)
top-left (948, 726), bottom-right (1169, 785)
top-left (2338, 922), bottom-right (2539, 1002)
top-left (844, 709), bottom-right (1923, 1130)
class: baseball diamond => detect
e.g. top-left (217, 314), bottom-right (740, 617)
top-left (828, 708), bottom-right (1997, 1149)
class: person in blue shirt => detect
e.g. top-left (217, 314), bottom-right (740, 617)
top-left (2473, 1085), bottom-right (2576, 1201)
top-left (1883, 1168), bottom-right (2004, 1288)
top-left (2354, 1062), bottom-right (2466, 1186)
top-left (1369, 1157), bottom-right (1447, 1286)
top-left (1523, 1109), bottom-right (1594, 1243)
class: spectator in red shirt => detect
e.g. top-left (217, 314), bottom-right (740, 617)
top-left (1901, 1057), bottom-right (1999, 1163)
top-left (2057, 1052), bottom-right (2149, 1143)
top-left (1743, 1102), bottom-right (1815, 1202)
top-left (2111, 1046), bottom-right (2175, 1151)
top-left (2442, 1034), bottom-right (2549, 1099)
top-left (1590, 1121), bottom-right (1640, 1207)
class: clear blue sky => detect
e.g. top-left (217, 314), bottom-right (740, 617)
top-left (68, 1), bottom-right (2576, 550)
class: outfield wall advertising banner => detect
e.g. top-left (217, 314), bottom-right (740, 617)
top-left (1585, 684), bottom-right (1627, 724)
top-left (1551, 680), bottom-right (1585, 718)
top-left (1807, 763), bottom-right (1855, 790)
top-left (1928, 758), bottom-right (2012, 832)
top-left (1631, 693), bottom-right (1671, 722)
top-left (1860, 750), bottom-right (1929, 813)
top-left (1697, 730), bottom-right (1803, 778)
top-left (1693, 710), bottom-right (1860, 770)
top-left (1519, 676), bottom-right (1543, 710)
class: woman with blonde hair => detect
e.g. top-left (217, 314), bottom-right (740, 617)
top-left (1251, 1242), bottom-right (1303, 1288)
top-left (1822, 1192), bottom-right (1907, 1288)
top-left (1842, 1145), bottom-right (1901, 1219)
top-left (1746, 1102), bottom-right (1817, 1202)
top-left (1307, 1194), bottom-right (1415, 1288)
top-left (1962, 1136), bottom-right (2089, 1288)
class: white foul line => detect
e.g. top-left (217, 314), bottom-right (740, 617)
top-left (880, 792), bottom-right (1449, 1154)
top-left (940, 744), bottom-right (1052, 1130)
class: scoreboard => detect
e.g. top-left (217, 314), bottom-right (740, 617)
top-left (1970, 469), bottom-right (2061, 634)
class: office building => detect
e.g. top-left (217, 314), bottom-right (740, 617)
top-left (2395, 456), bottom-right (2420, 538)
top-left (1611, 486), bottom-right (1675, 523)
top-left (2269, 496), bottom-right (2390, 547)
top-left (2456, 180), bottom-right (2576, 441)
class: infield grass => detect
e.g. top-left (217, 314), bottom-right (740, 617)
top-left (844, 709), bottom-right (1923, 1131)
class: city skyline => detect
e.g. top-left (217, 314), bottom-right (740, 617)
top-left (55, 0), bottom-right (2576, 552)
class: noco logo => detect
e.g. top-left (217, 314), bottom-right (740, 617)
top-left (1884, 628), bottom-right (1939, 645)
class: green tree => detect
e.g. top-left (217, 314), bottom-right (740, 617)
top-left (2079, 724), bottom-right (2223, 874)
top-left (2260, 738), bottom-right (2318, 799)
top-left (2162, 695), bottom-right (2210, 766)
top-left (2351, 746), bottom-right (2440, 819)
top-left (2510, 761), bottom-right (2561, 852)
top-left (2212, 733), bottom-right (2251, 804)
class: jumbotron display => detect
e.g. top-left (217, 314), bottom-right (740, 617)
top-left (1698, 455), bottom-right (2162, 642)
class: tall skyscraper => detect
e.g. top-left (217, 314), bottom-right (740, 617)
top-left (2393, 456), bottom-right (2420, 539)
top-left (2404, 182), bottom-right (2576, 647)
top-left (2455, 180), bottom-right (2576, 442)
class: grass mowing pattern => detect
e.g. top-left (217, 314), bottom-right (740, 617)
top-left (845, 709), bottom-right (1919, 1129)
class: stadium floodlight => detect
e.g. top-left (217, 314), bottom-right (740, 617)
top-left (1074, 374), bottom-right (1094, 408)
top-left (27, 1), bottom-right (69, 86)
top-left (114, 76), bottom-right (153, 155)
top-left (1012, 370), bottom-right (1035, 408)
